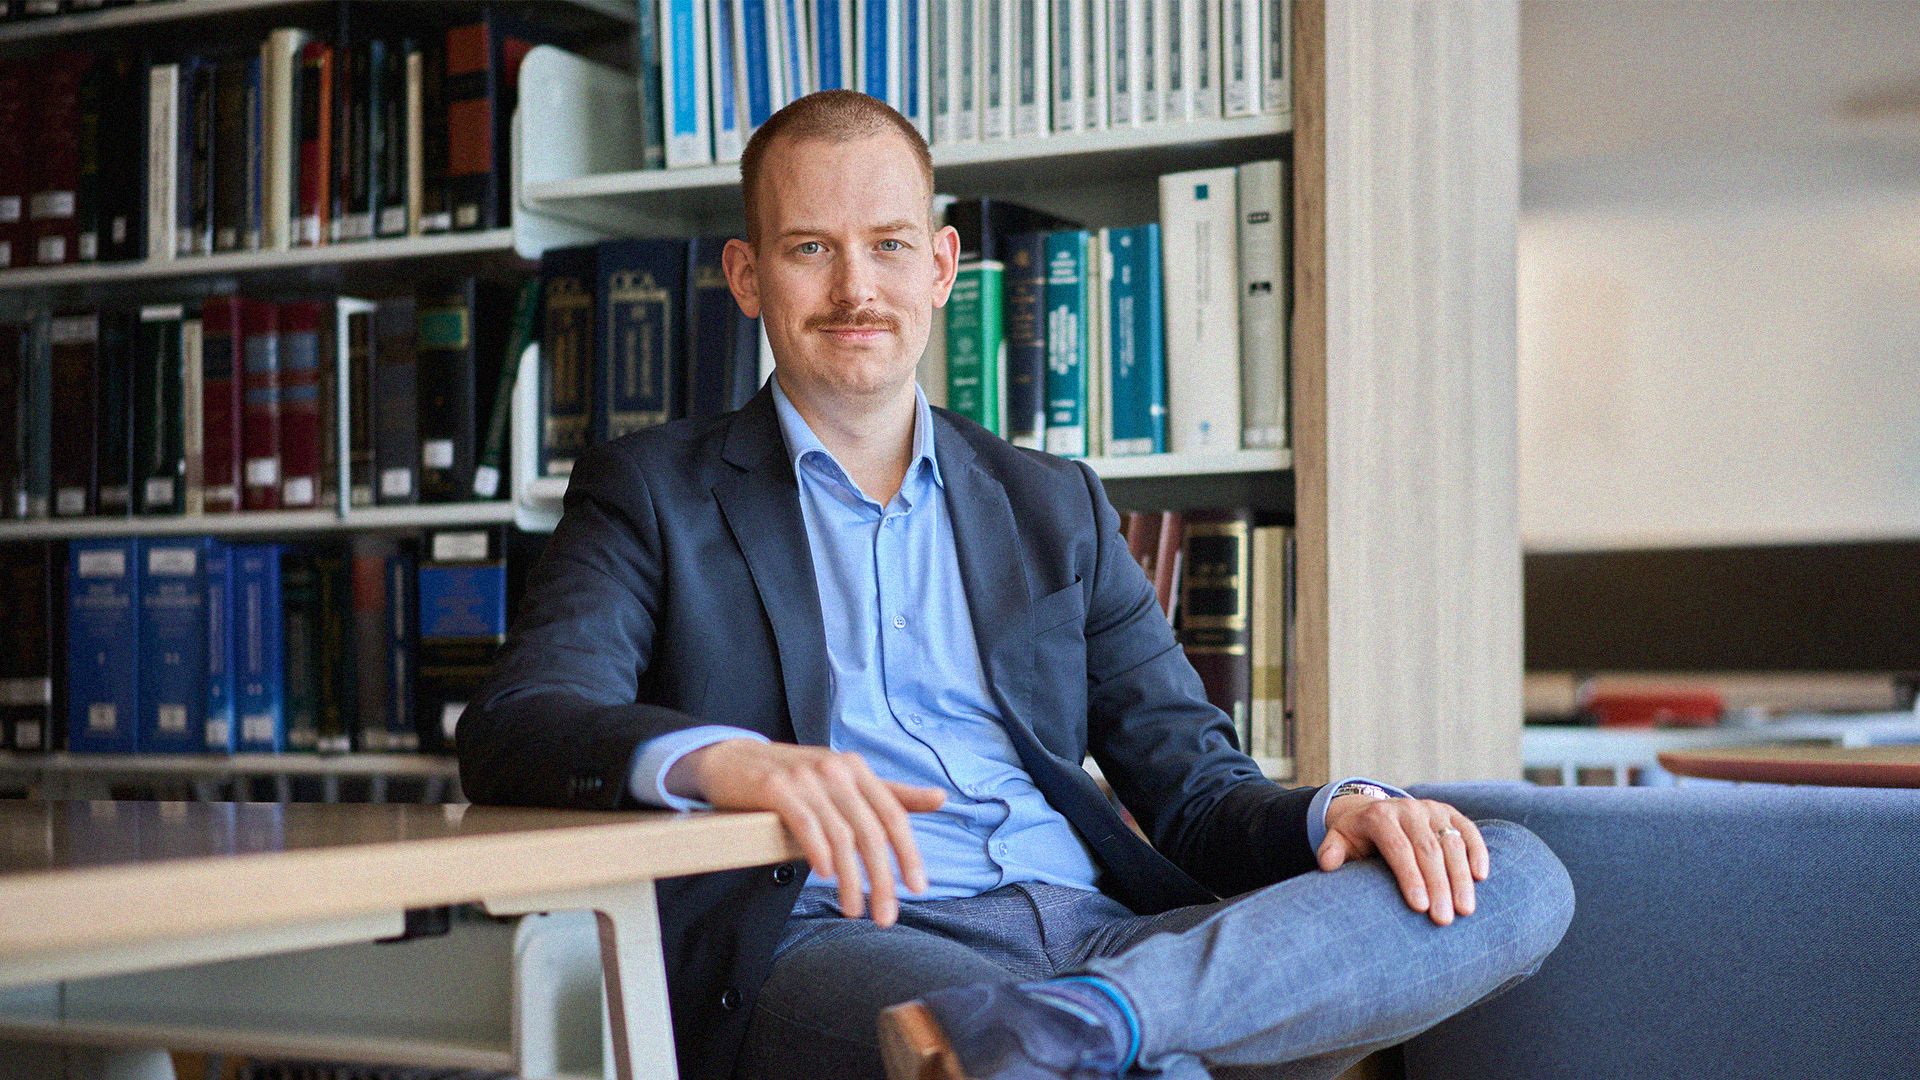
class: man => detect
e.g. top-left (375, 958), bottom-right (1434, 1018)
top-left (460, 90), bottom-right (1573, 1080)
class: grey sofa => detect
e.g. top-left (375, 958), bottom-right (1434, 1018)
top-left (1400, 781), bottom-right (1920, 1079)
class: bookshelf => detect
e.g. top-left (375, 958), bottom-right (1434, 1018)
top-left (0, 228), bottom-right (516, 292)
top-left (0, 0), bottom-right (636, 44)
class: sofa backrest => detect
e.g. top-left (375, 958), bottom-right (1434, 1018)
top-left (1402, 781), bottom-right (1920, 1079)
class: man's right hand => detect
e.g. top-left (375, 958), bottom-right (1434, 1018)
top-left (667, 739), bottom-right (945, 927)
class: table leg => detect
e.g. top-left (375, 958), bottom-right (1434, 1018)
top-left (482, 883), bottom-right (675, 1080)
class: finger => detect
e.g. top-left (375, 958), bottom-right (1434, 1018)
top-left (1371, 819), bottom-right (1429, 914)
top-left (799, 780), bottom-right (866, 920)
top-left (772, 790), bottom-right (834, 881)
top-left (1408, 818), bottom-right (1454, 926)
top-left (1457, 814), bottom-right (1491, 881)
top-left (1436, 816), bottom-right (1476, 917)
top-left (1316, 830), bottom-right (1348, 871)
top-left (822, 771), bottom-right (901, 927)
top-left (861, 772), bottom-right (931, 895)
top-left (884, 781), bottom-right (948, 812)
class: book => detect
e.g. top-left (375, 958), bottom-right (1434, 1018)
top-left (661, 0), bottom-right (713, 167)
top-left (1012, 0), bottom-right (1048, 138)
top-left (1223, 0), bottom-right (1259, 116)
top-left (1179, 507), bottom-right (1252, 749)
top-left (1160, 165), bottom-right (1242, 451)
top-left (337, 296), bottom-right (377, 507)
top-left (349, 535), bottom-right (397, 751)
top-left (95, 311), bottom-right (136, 516)
top-left (204, 540), bottom-right (236, 753)
top-left (0, 59), bottom-right (28, 269)
top-left (200, 297), bottom-right (246, 513)
top-left (416, 527), bottom-right (508, 753)
top-left (1260, 0), bottom-right (1287, 115)
top-left (48, 314), bottom-right (99, 517)
top-left (97, 51), bottom-right (149, 263)
top-left (0, 323), bottom-right (24, 517)
top-left (376, 37), bottom-right (411, 238)
top-left (279, 547), bottom-right (318, 751)
top-left (66, 538), bottom-right (140, 753)
top-left (1237, 158), bottom-right (1288, 448)
top-left (384, 543), bottom-right (418, 751)
top-left (295, 40), bottom-right (333, 247)
top-left (417, 278), bottom-right (505, 500)
top-left (981, 0), bottom-right (1012, 139)
top-left (405, 45), bottom-right (423, 235)
top-left (1043, 228), bottom-right (1091, 457)
top-left (442, 12), bottom-right (544, 230)
top-left (538, 244), bottom-right (595, 478)
top-left (1002, 230), bottom-right (1049, 448)
top-left (134, 304), bottom-right (186, 514)
top-left (232, 542), bottom-right (284, 753)
top-left (180, 315), bottom-right (204, 515)
top-left (239, 298), bottom-right (282, 510)
top-left (138, 537), bottom-right (210, 753)
top-left (0, 543), bottom-right (55, 753)
top-left (1111, 0), bottom-right (1146, 126)
top-left (685, 235), bottom-right (761, 419)
top-left (635, 0), bottom-right (668, 166)
top-left (710, 0), bottom-right (745, 161)
top-left (179, 55), bottom-right (214, 257)
top-left (929, 0), bottom-right (955, 141)
top-left (145, 62), bottom-right (178, 264)
top-left (21, 314), bottom-right (51, 517)
top-left (76, 54), bottom-right (104, 262)
top-left (474, 276), bottom-right (540, 498)
top-left (1193, 0), bottom-right (1220, 119)
top-left (1249, 523), bottom-right (1291, 772)
top-left (276, 300), bottom-right (324, 508)
top-left (945, 260), bottom-right (1005, 434)
top-left (313, 547), bottom-right (353, 753)
top-left (1101, 223), bottom-right (1165, 455)
top-left (1154, 509), bottom-right (1183, 619)
top-left (734, 0), bottom-right (779, 136)
top-left (372, 296), bottom-right (419, 504)
top-left (418, 39), bottom-right (451, 233)
top-left (596, 239), bottom-right (688, 441)
top-left (212, 59), bottom-right (250, 253)
top-left (28, 52), bottom-right (87, 265)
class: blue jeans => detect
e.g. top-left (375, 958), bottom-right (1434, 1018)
top-left (734, 820), bottom-right (1574, 1080)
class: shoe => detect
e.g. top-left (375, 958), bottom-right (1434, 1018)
top-left (876, 980), bottom-right (1131, 1080)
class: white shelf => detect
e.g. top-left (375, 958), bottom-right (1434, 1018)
top-left (0, 752), bottom-right (460, 779)
top-left (0, 0), bottom-right (635, 43)
top-left (1085, 448), bottom-right (1292, 480)
top-left (0, 229), bottom-right (517, 292)
top-left (0, 501), bottom-right (515, 541)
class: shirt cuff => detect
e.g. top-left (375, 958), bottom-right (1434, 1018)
top-left (1306, 776), bottom-right (1414, 854)
top-left (629, 726), bottom-right (771, 810)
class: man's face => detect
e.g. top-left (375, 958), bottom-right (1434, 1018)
top-left (723, 131), bottom-right (959, 408)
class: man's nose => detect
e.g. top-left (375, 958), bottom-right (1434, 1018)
top-left (829, 249), bottom-right (878, 307)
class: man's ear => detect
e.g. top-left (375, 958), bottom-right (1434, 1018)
top-left (931, 224), bottom-right (960, 309)
top-left (722, 237), bottom-right (761, 319)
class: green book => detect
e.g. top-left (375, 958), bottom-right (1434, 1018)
top-left (946, 260), bottom-right (1006, 435)
top-left (473, 277), bottom-right (541, 498)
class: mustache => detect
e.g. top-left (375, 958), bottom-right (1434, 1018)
top-left (809, 310), bottom-right (899, 332)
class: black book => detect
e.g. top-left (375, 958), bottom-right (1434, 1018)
top-left (280, 548), bottom-right (319, 752)
top-left (537, 244), bottom-right (595, 478)
top-left (211, 58), bottom-right (249, 253)
top-left (375, 38), bottom-right (410, 238)
top-left (95, 51), bottom-right (148, 263)
top-left (371, 297), bottom-right (419, 504)
top-left (343, 299), bottom-right (376, 506)
top-left (76, 58), bottom-right (103, 262)
top-left (1002, 230), bottom-right (1049, 449)
top-left (684, 235), bottom-right (760, 419)
top-left (48, 314), bottom-right (99, 517)
top-left (21, 314), bottom-right (50, 519)
top-left (95, 310), bottom-right (136, 516)
top-left (415, 278), bottom-right (505, 502)
top-left (417, 39), bottom-right (449, 233)
top-left (313, 547), bottom-right (353, 753)
top-left (0, 543), bottom-right (55, 752)
top-left (183, 56), bottom-right (216, 257)
top-left (1, 322), bottom-right (27, 519)
top-left (133, 305), bottom-right (186, 515)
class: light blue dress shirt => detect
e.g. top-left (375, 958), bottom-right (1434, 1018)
top-left (629, 376), bottom-right (1406, 896)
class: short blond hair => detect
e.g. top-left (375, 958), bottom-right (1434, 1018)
top-left (739, 90), bottom-right (934, 244)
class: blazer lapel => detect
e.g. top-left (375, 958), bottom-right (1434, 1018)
top-left (936, 418), bottom-right (1037, 733)
top-left (713, 391), bottom-right (834, 748)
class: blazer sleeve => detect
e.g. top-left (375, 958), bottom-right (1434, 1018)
top-left (457, 442), bottom-right (708, 810)
top-left (1074, 461), bottom-right (1325, 897)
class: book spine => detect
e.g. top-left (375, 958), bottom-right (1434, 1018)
top-left (1179, 508), bottom-right (1253, 750)
top-left (1154, 509), bottom-right (1183, 622)
top-left (314, 550), bottom-right (352, 752)
top-left (945, 260), bottom-right (1005, 434)
top-left (1223, 0), bottom-right (1256, 116)
top-left (23, 314), bottom-right (50, 517)
top-left (385, 546), bottom-right (418, 750)
top-left (1104, 224), bottom-right (1165, 454)
top-left (415, 533), bottom-right (507, 753)
top-left (954, 0), bottom-right (979, 139)
top-left (711, 0), bottom-right (745, 161)
top-left (277, 300), bottom-right (323, 508)
top-left (1159, 0), bottom-right (1182, 123)
top-left (1249, 524), bottom-right (1290, 773)
top-left (418, 40), bottom-right (450, 233)
top-left (29, 53), bottom-right (86, 266)
top-left (1043, 229), bottom-right (1090, 458)
top-left (1107, 0), bottom-right (1135, 126)
top-left (903, 0), bottom-right (926, 134)
top-left (443, 24), bottom-right (498, 229)
top-left (416, 280), bottom-right (480, 500)
top-left (0, 326), bottom-right (21, 517)
top-left (981, 0), bottom-right (1011, 139)
top-left (349, 538), bottom-right (393, 751)
top-left (475, 277), bottom-right (540, 498)
top-left (265, 28), bottom-right (304, 250)
top-left (786, 0), bottom-right (814, 102)
top-left (635, 0), bottom-right (668, 165)
top-left (539, 245), bottom-right (595, 478)
top-left (95, 311), bottom-right (135, 515)
top-left (596, 240), bottom-right (687, 441)
top-left (0, 59), bottom-right (29, 269)
top-left (1261, 0), bottom-right (1287, 114)
top-left (181, 316), bottom-right (203, 515)
top-left (212, 60), bottom-right (247, 252)
top-left (405, 46), bottom-right (423, 236)
top-left (361, 39), bottom-right (387, 238)
top-left (328, 39), bottom-right (353, 241)
top-left (1237, 158), bottom-right (1287, 448)
top-left (48, 315), bottom-right (99, 517)
top-left (928, 0), bottom-right (952, 142)
top-left (1160, 166), bottom-right (1242, 451)
top-left (66, 538), bottom-right (140, 752)
top-left (1138, 0), bottom-right (1158, 121)
top-left (1051, 0), bottom-right (1077, 133)
top-left (377, 38), bottom-right (409, 237)
top-left (296, 41), bottom-right (332, 247)
top-left (138, 537), bottom-right (209, 753)
top-left (335, 297), bottom-right (376, 507)
top-left (662, 0), bottom-right (713, 167)
top-left (199, 297), bottom-right (244, 513)
top-left (685, 236), bottom-right (743, 421)
top-left (1013, 0), bottom-right (1047, 138)
top-left (336, 40), bottom-right (375, 240)
top-left (0, 544), bottom-right (54, 752)
top-left (101, 54), bottom-right (148, 263)
top-left (1003, 231), bottom-right (1049, 449)
top-left (204, 540), bottom-right (236, 753)
top-left (737, 0), bottom-right (775, 131)
top-left (183, 58), bottom-right (214, 256)
top-left (1082, 0), bottom-right (1108, 128)
top-left (233, 543), bottom-right (284, 753)
top-left (134, 304), bottom-right (186, 514)
top-left (813, 0), bottom-right (845, 90)
top-left (240, 299), bottom-right (282, 510)
top-left (1194, 0), bottom-right (1219, 119)
top-left (373, 298), bottom-right (419, 504)
top-left (280, 548), bottom-right (318, 751)
top-left (76, 56), bottom-right (103, 262)
top-left (145, 63), bottom-right (176, 262)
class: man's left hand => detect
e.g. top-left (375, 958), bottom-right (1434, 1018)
top-left (1317, 795), bottom-right (1489, 926)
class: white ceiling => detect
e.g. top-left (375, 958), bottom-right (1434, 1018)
top-left (1521, 0), bottom-right (1920, 167)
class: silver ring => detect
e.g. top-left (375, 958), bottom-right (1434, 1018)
top-left (1439, 827), bottom-right (1462, 839)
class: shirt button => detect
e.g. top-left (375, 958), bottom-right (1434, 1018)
top-left (906, 715), bottom-right (923, 727)
top-left (720, 987), bottom-right (745, 1011)
top-left (893, 615), bottom-right (906, 629)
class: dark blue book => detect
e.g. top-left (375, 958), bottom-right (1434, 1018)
top-left (0, 542), bottom-right (56, 752)
top-left (385, 545), bottom-right (418, 752)
top-left (538, 244), bottom-right (597, 478)
top-left (204, 540), bottom-right (236, 753)
top-left (595, 238), bottom-right (688, 442)
top-left (95, 310), bottom-right (137, 515)
top-left (138, 537), bottom-right (211, 753)
top-left (66, 538), bottom-right (141, 753)
top-left (684, 236), bottom-right (759, 419)
top-left (232, 543), bottom-right (285, 753)
top-left (1002, 230), bottom-right (1049, 449)
top-left (280, 548), bottom-right (319, 751)
top-left (178, 55), bottom-right (214, 257)
top-left (416, 528), bottom-right (506, 753)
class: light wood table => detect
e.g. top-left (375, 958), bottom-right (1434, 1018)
top-left (1657, 743), bottom-right (1920, 787)
top-left (0, 800), bottom-right (801, 1080)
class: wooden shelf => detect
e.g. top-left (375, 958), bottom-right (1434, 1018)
top-left (1087, 448), bottom-right (1292, 480)
top-left (0, 752), bottom-right (460, 779)
top-left (0, 229), bottom-right (517, 293)
top-left (0, 0), bottom-right (634, 44)
top-left (0, 501), bottom-right (515, 541)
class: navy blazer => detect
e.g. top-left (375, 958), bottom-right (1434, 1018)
top-left (458, 386), bottom-right (1323, 1080)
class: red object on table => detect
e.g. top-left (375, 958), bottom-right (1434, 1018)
top-left (1582, 689), bottom-right (1724, 728)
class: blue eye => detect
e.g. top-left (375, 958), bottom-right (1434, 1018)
top-left (878, 239), bottom-right (904, 252)
top-left (796, 241), bottom-right (824, 255)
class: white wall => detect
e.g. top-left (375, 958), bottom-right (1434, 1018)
top-left (1518, 145), bottom-right (1920, 551)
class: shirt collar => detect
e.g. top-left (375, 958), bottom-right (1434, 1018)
top-left (769, 373), bottom-right (945, 491)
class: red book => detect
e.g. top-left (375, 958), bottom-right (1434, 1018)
top-left (276, 300), bottom-right (324, 509)
top-left (1125, 510), bottom-right (1163, 606)
top-left (0, 59), bottom-right (28, 269)
top-left (240, 299), bottom-right (282, 510)
top-left (27, 52), bottom-right (88, 267)
top-left (1155, 512), bottom-right (1186, 622)
top-left (296, 41), bottom-right (333, 249)
top-left (200, 297), bottom-right (245, 513)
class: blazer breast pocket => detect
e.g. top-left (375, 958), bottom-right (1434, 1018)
top-left (1028, 577), bottom-right (1087, 637)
